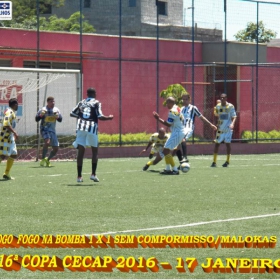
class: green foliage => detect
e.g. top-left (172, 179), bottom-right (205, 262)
top-left (234, 21), bottom-right (277, 43)
top-left (1, 0), bottom-right (65, 26)
top-left (0, 0), bottom-right (95, 33)
top-left (99, 133), bottom-right (151, 146)
top-left (241, 130), bottom-right (252, 139)
top-left (44, 12), bottom-right (95, 33)
top-left (17, 132), bottom-right (206, 148)
top-left (159, 84), bottom-right (188, 107)
top-left (241, 129), bottom-right (280, 141)
top-left (2, 12), bottom-right (95, 33)
top-left (268, 129), bottom-right (279, 139)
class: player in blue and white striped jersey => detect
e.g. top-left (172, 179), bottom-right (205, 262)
top-left (70, 87), bottom-right (113, 183)
top-left (179, 93), bottom-right (216, 163)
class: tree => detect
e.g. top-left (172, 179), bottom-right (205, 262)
top-left (1, 0), bottom-right (65, 27)
top-left (45, 12), bottom-right (95, 33)
top-left (3, 12), bottom-right (95, 33)
top-left (160, 84), bottom-right (188, 107)
top-left (234, 21), bottom-right (277, 43)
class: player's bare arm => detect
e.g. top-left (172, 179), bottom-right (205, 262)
top-left (139, 141), bottom-right (152, 155)
top-left (99, 115), bottom-right (114, 121)
top-left (229, 116), bottom-right (237, 129)
top-left (5, 125), bottom-right (18, 140)
top-left (153, 111), bottom-right (171, 127)
top-left (200, 115), bottom-right (217, 130)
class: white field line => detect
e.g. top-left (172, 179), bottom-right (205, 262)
top-left (89, 212), bottom-right (280, 236)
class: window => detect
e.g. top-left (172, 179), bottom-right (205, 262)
top-left (84, 0), bottom-right (91, 8)
top-left (23, 61), bottom-right (81, 70)
top-left (129, 0), bottom-right (136, 7)
top-left (157, 1), bottom-right (167, 16)
top-left (0, 60), bottom-right (11, 67)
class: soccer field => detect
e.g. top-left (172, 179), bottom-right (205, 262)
top-left (1, 154), bottom-right (280, 279)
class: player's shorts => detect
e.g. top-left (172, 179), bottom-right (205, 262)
top-left (183, 127), bottom-right (194, 140)
top-left (215, 130), bottom-right (233, 144)
top-left (151, 145), bottom-right (164, 155)
top-left (0, 137), bottom-right (17, 157)
top-left (75, 130), bottom-right (98, 148)
top-left (41, 129), bottom-right (59, 147)
top-left (164, 130), bottom-right (185, 150)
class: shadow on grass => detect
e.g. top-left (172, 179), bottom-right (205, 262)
top-left (29, 166), bottom-right (55, 168)
top-left (148, 170), bottom-right (161, 173)
top-left (67, 184), bottom-right (96, 187)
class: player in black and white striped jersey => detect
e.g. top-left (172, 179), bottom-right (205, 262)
top-left (70, 87), bottom-right (113, 183)
top-left (179, 93), bottom-right (216, 163)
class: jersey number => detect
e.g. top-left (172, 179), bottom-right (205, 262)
top-left (82, 107), bottom-right (91, 119)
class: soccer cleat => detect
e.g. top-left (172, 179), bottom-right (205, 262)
top-left (90, 174), bottom-right (99, 182)
top-left (45, 157), bottom-right (51, 167)
top-left (143, 164), bottom-right (149, 171)
top-left (3, 173), bottom-right (14, 180)
top-left (222, 161), bottom-right (229, 167)
top-left (172, 170), bottom-right (180, 175)
top-left (77, 177), bottom-right (83, 183)
top-left (40, 158), bottom-right (46, 166)
top-left (180, 157), bottom-right (189, 163)
top-left (211, 162), bottom-right (217, 167)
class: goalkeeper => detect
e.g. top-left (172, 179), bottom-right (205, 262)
top-left (35, 96), bottom-right (62, 167)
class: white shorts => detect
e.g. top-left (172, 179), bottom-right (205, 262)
top-left (9, 141), bottom-right (17, 156)
top-left (215, 130), bottom-right (233, 144)
top-left (164, 130), bottom-right (185, 150)
top-left (74, 130), bottom-right (98, 148)
top-left (184, 127), bottom-right (194, 140)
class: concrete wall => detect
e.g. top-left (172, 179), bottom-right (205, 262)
top-left (202, 42), bottom-right (267, 63)
top-left (51, 0), bottom-right (222, 40)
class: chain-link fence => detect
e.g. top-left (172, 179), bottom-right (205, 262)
top-left (1, 0), bottom-right (280, 146)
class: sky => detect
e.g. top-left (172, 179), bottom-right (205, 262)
top-left (182, 0), bottom-right (280, 40)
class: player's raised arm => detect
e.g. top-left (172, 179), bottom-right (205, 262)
top-left (35, 109), bottom-right (46, 122)
top-left (153, 111), bottom-right (171, 127)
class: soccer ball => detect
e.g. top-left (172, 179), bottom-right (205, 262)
top-left (180, 162), bottom-right (190, 173)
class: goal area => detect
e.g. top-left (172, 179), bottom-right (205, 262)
top-left (0, 67), bottom-right (81, 161)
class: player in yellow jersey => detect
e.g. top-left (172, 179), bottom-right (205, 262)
top-left (211, 93), bottom-right (237, 167)
top-left (140, 127), bottom-right (170, 171)
top-left (0, 98), bottom-right (19, 180)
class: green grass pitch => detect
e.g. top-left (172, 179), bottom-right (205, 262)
top-left (1, 154), bottom-right (280, 279)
